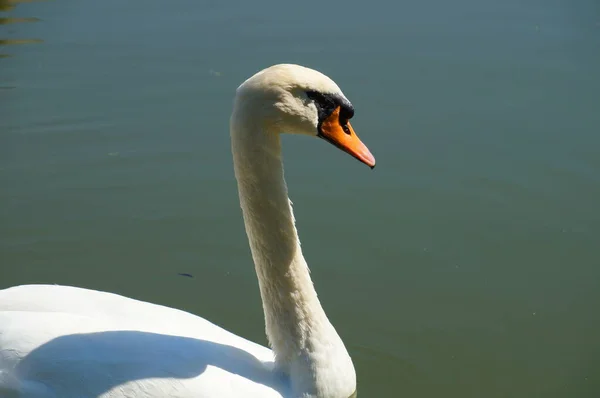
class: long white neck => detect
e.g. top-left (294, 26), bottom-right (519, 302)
top-left (230, 112), bottom-right (356, 397)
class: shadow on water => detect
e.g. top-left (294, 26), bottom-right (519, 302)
top-left (14, 330), bottom-right (287, 396)
top-left (0, 0), bottom-right (43, 59)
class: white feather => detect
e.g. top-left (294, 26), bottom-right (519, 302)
top-left (0, 64), bottom-right (358, 398)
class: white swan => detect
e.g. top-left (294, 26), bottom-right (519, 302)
top-left (0, 64), bottom-right (376, 398)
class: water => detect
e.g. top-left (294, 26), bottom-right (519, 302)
top-left (2, 0), bottom-right (599, 396)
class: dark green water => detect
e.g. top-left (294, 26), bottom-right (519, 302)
top-left (2, 0), bottom-right (599, 396)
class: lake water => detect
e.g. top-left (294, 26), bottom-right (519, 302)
top-left (1, 0), bottom-right (599, 396)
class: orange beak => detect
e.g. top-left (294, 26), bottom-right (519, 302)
top-left (319, 106), bottom-right (376, 168)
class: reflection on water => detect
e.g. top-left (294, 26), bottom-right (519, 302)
top-left (0, 16), bottom-right (39, 24)
top-left (0, 0), bottom-right (43, 12)
top-left (0, 0), bottom-right (43, 58)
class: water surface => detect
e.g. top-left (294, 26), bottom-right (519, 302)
top-left (1, 0), bottom-right (599, 396)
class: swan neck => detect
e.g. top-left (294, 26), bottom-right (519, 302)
top-left (230, 111), bottom-right (355, 396)
top-left (230, 117), bottom-right (323, 350)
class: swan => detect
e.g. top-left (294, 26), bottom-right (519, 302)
top-left (0, 64), bottom-right (376, 398)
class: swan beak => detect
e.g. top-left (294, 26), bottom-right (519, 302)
top-left (319, 106), bottom-right (376, 168)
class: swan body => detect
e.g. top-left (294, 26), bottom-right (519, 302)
top-left (0, 64), bottom-right (375, 398)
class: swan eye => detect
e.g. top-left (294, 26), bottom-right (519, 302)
top-left (305, 90), bottom-right (336, 121)
top-left (305, 90), bottom-right (354, 125)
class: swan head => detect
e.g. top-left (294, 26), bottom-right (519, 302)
top-left (233, 64), bottom-right (376, 168)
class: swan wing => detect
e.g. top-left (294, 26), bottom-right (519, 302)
top-left (0, 285), bottom-right (288, 398)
